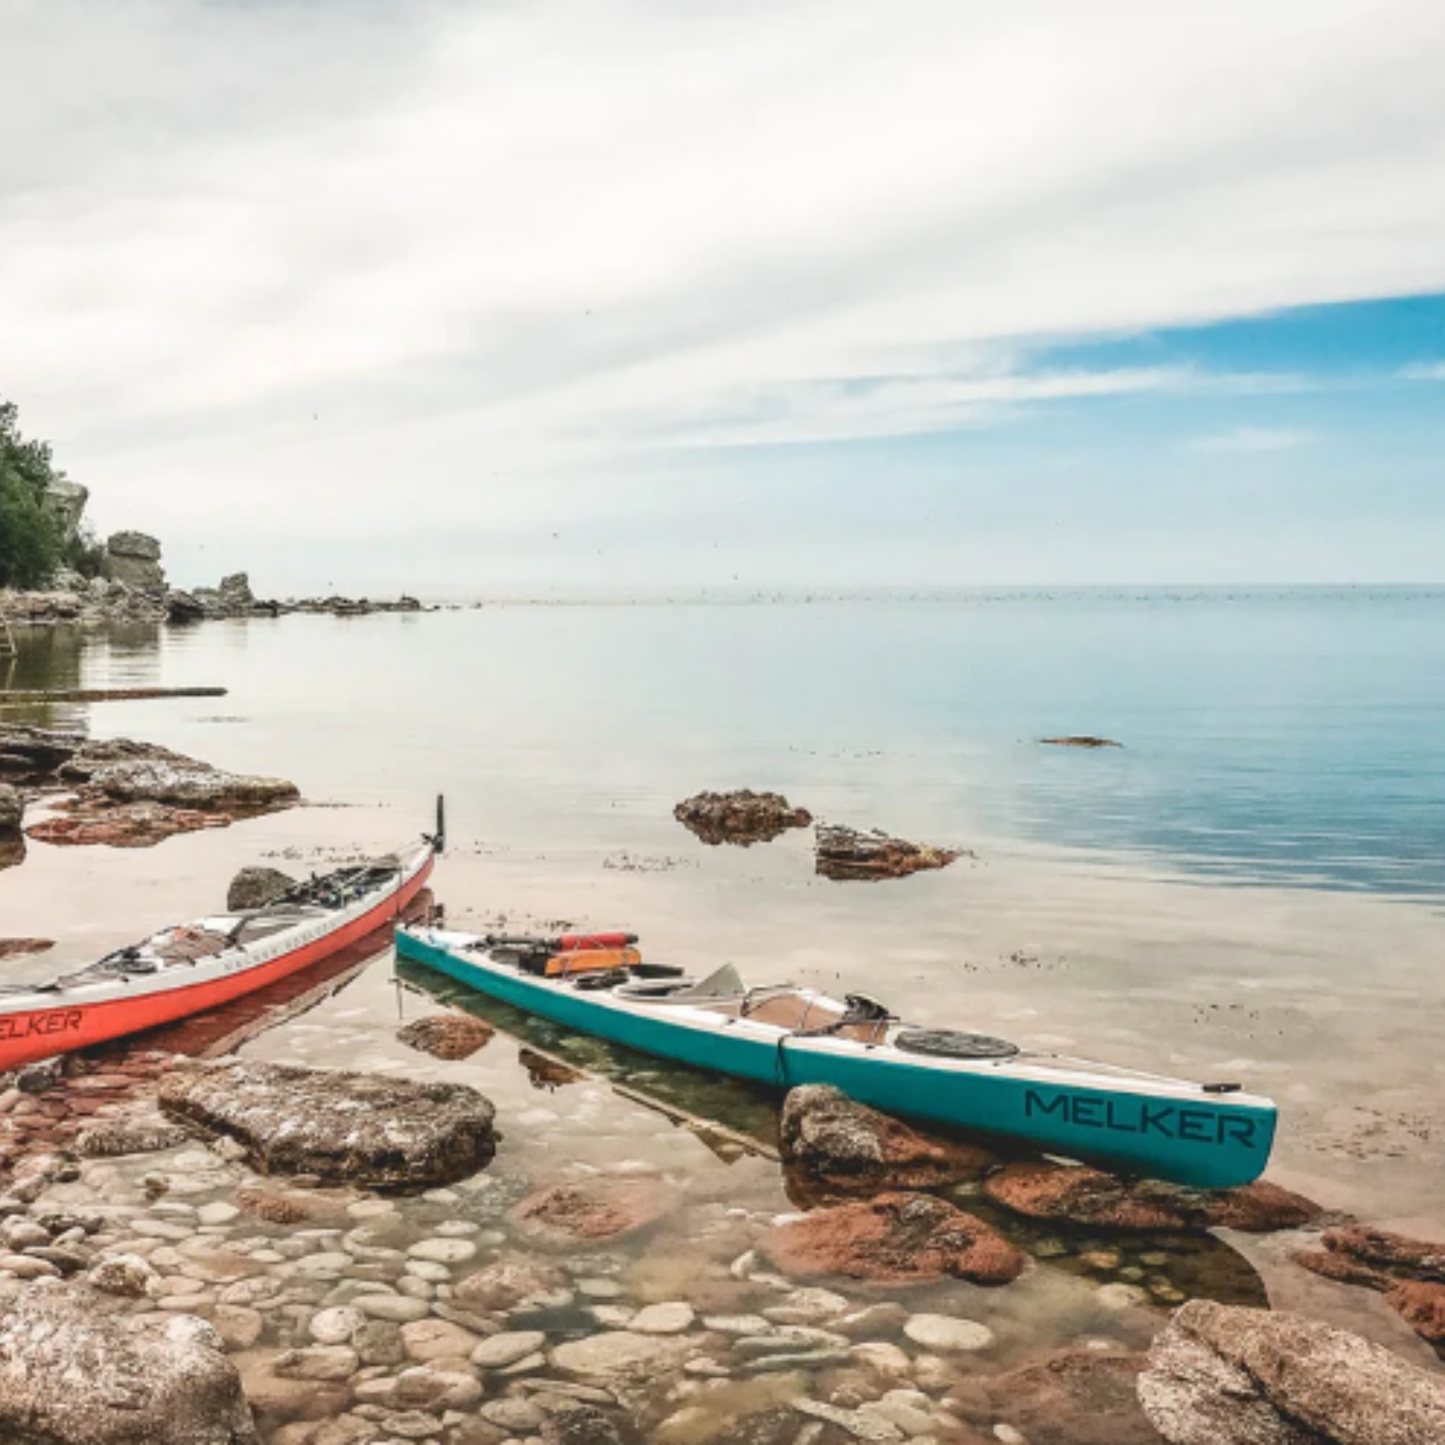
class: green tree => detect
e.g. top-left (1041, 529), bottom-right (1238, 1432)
top-left (0, 399), bottom-right (66, 588)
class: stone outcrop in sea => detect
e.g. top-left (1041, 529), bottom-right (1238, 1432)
top-left (814, 822), bottom-right (962, 881)
top-left (983, 1160), bottom-right (1323, 1233)
top-left (1139, 1299), bottom-right (1445, 1443)
top-left (397, 1013), bottom-right (497, 1062)
top-left (1295, 1224), bottom-right (1445, 1347)
top-left (226, 866), bottom-right (298, 912)
top-left (158, 1058), bottom-right (499, 1189)
top-left (2, 723), bottom-right (300, 849)
top-left (0, 1279), bottom-right (258, 1443)
top-left (0, 782), bottom-right (20, 836)
top-left (673, 789), bottom-right (813, 846)
top-left (779, 1084), bottom-right (995, 1201)
top-left (104, 530), bottom-right (166, 593)
top-left (760, 1191), bottom-right (1026, 1284)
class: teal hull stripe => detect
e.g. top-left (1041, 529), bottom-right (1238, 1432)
top-left (396, 932), bottom-right (1275, 1189)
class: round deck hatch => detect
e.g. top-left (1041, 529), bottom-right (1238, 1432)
top-left (895, 1029), bottom-right (1019, 1060)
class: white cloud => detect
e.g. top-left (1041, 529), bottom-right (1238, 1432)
top-left (1401, 362), bottom-right (1445, 381)
top-left (0, 0), bottom-right (1442, 586)
top-left (1189, 427), bottom-right (1314, 453)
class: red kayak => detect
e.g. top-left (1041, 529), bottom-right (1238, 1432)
top-left (0, 824), bottom-right (439, 1073)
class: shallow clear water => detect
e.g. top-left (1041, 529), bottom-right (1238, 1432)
top-left (4, 592), bottom-right (1445, 1433)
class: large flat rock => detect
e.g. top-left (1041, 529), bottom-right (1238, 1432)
top-left (1139, 1300), bottom-right (1445, 1445)
top-left (159, 1059), bottom-right (498, 1189)
top-left (0, 1279), bottom-right (256, 1444)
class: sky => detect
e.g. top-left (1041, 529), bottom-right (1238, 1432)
top-left (2, 0), bottom-right (1443, 595)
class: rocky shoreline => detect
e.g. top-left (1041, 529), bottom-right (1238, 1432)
top-left (0, 722), bottom-right (299, 866)
top-left (1, 575), bottom-right (426, 629)
top-left (0, 1054), bottom-right (1439, 1445)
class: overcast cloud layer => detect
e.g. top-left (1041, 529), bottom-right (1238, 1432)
top-left (3, 0), bottom-right (1444, 592)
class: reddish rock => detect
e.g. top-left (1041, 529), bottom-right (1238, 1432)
top-left (814, 823), bottom-right (960, 881)
top-left (519, 1048), bottom-right (584, 1089)
top-left (7, 724), bottom-right (299, 853)
top-left (760, 1190), bottom-right (1025, 1284)
top-left (235, 1186), bottom-right (352, 1227)
top-left (511, 1176), bottom-right (676, 1244)
top-left (28, 801), bottom-right (227, 848)
top-left (453, 1257), bottom-right (567, 1311)
top-left (1317, 1225), bottom-right (1445, 1282)
top-left (0, 938), bottom-right (53, 961)
top-left (396, 1013), bottom-right (495, 1062)
top-left (674, 789), bottom-right (812, 846)
top-left (780, 1084), bottom-right (994, 1201)
top-left (984, 1162), bottom-right (1321, 1234)
top-left (1295, 1225), bottom-right (1445, 1348)
top-left (980, 1350), bottom-right (1161, 1445)
top-left (1387, 1281), bottom-right (1445, 1346)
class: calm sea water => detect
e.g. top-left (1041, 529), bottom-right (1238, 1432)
top-left (5, 590), bottom-right (1445, 1384)
top-left (13, 587), bottom-right (1445, 898)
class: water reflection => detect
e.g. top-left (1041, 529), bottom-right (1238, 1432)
top-left (519, 1045), bottom-right (584, 1090)
top-left (0, 626), bottom-right (85, 728)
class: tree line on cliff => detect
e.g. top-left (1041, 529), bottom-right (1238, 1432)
top-left (0, 399), bottom-right (102, 588)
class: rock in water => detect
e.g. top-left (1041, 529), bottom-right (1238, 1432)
top-left (0, 1279), bottom-right (257, 1443)
top-left (0, 783), bottom-right (21, 835)
top-left (980, 1350), bottom-right (1160, 1445)
top-left (760, 1191), bottom-right (1025, 1284)
top-left (397, 1013), bottom-right (496, 1061)
top-left (88, 758), bottom-right (298, 811)
top-left (512, 1176), bottom-right (677, 1244)
top-left (1139, 1299), bottom-right (1445, 1445)
top-left (226, 866), bottom-right (297, 911)
top-left (984, 1161), bottom-right (1321, 1233)
top-left (0, 937), bottom-right (53, 960)
top-left (1296, 1225), bottom-right (1445, 1347)
top-left (218, 573), bottom-right (255, 615)
top-left (673, 789), bottom-right (813, 846)
top-left (814, 824), bottom-right (960, 881)
top-left (158, 1059), bottom-right (498, 1188)
top-left (780, 1084), bottom-right (995, 1199)
top-left (1040, 736), bottom-right (1124, 748)
top-left (167, 589), bottom-right (207, 623)
top-left (104, 530), bottom-right (166, 593)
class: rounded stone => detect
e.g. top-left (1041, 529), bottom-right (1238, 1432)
top-left (479, 1397), bottom-right (545, 1431)
top-left (292, 1251), bottom-right (353, 1277)
top-left (354, 1318), bottom-right (407, 1366)
top-left (629, 1302), bottom-right (695, 1335)
top-left (355, 1293), bottom-right (432, 1323)
top-left (550, 1330), bottom-right (692, 1379)
top-left (400, 1316), bottom-right (483, 1361)
top-left (1097, 1283), bottom-right (1150, 1310)
top-left (407, 1238), bottom-right (478, 1265)
top-left (902, 1314), bottom-right (994, 1352)
top-left (471, 1330), bottom-right (547, 1369)
top-left (309, 1306), bottom-right (366, 1344)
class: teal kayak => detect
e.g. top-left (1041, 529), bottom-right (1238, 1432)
top-left (395, 926), bottom-right (1277, 1189)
